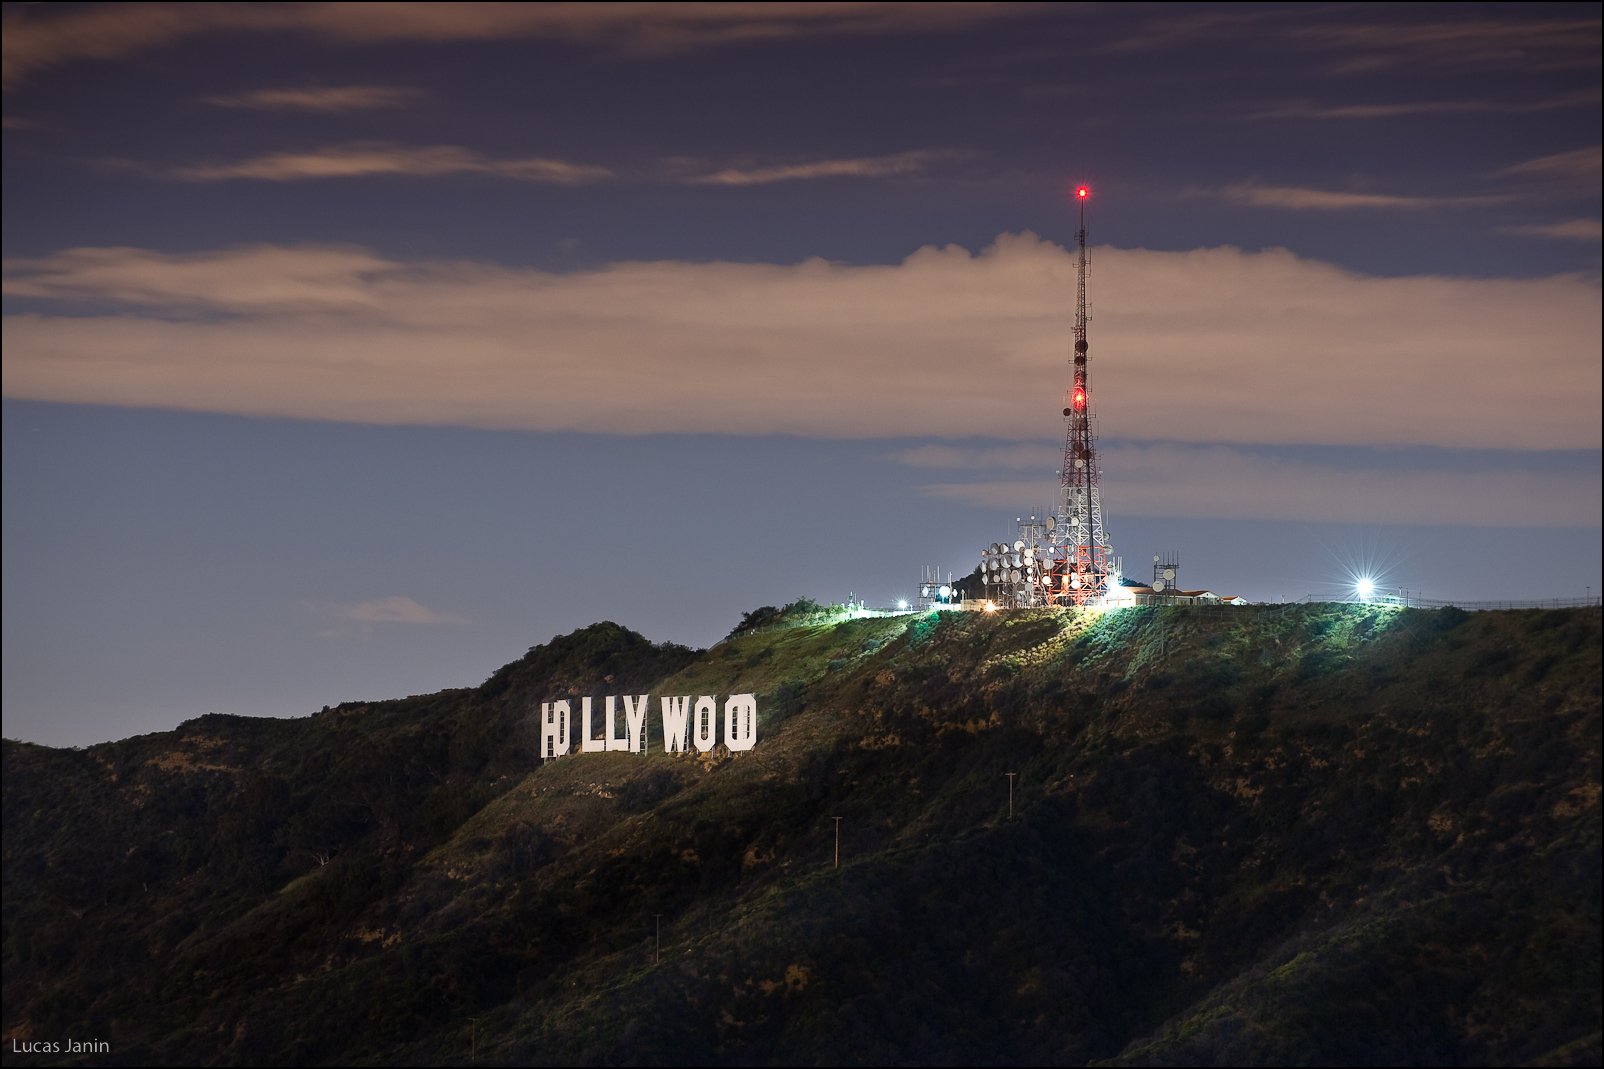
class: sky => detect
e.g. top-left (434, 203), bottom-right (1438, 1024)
top-left (3, 2), bottom-right (1600, 747)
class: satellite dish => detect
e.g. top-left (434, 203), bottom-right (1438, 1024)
top-left (1069, 516), bottom-right (1079, 526)
top-left (1070, 574), bottom-right (1081, 589)
top-left (1163, 567), bottom-right (1175, 580)
top-left (1046, 515), bottom-right (1057, 531)
top-left (1153, 579), bottom-right (1166, 591)
top-left (1014, 539), bottom-right (1025, 552)
top-left (1153, 554), bottom-right (1161, 563)
top-left (1010, 570), bottom-right (1022, 583)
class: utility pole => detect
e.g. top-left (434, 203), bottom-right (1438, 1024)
top-left (1005, 772), bottom-right (1016, 820)
top-left (832, 816), bottom-right (842, 869)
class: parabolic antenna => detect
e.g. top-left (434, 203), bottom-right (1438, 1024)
top-left (1010, 569), bottom-right (1022, 583)
top-left (1046, 515), bottom-right (1057, 531)
top-left (1163, 567), bottom-right (1175, 580)
top-left (1153, 579), bottom-right (1166, 591)
top-left (1014, 539), bottom-right (1025, 552)
top-left (1069, 516), bottom-right (1079, 526)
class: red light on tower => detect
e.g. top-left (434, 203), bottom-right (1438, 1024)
top-left (1076, 186), bottom-right (1089, 199)
top-left (1072, 386), bottom-right (1087, 410)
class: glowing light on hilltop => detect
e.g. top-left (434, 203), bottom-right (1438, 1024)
top-left (1319, 535), bottom-right (1405, 606)
top-left (1076, 185), bottom-right (1089, 199)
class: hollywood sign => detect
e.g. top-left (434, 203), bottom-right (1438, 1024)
top-left (539, 694), bottom-right (757, 758)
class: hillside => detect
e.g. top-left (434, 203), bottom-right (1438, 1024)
top-left (3, 604), bottom-right (1600, 1066)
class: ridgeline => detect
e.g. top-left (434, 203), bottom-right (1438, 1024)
top-left (3, 603), bottom-right (1600, 1066)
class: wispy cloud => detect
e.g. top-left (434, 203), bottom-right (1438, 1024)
top-left (686, 150), bottom-right (948, 186)
top-left (914, 444), bottom-right (1602, 529)
top-left (1294, 16), bottom-right (1603, 75)
top-left (1496, 146), bottom-right (1603, 185)
top-left (1102, 9), bottom-right (1600, 76)
top-left (1214, 182), bottom-right (1509, 212)
top-left (314, 596), bottom-right (467, 626)
top-left (4, 235), bottom-right (1598, 451)
top-left (151, 143), bottom-right (612, 184)
top-left (1498, 218), bottom-right (1604, 242)
top-left (1248, 91), bottom-right (1601, 121)
top-left (2, 3), bottom-right (1039, 86)
top-left (200, 84), bottom-right (422, 112)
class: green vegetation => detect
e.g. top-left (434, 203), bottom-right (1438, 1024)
top-left (3, 605), bottom-right (1600, 1066)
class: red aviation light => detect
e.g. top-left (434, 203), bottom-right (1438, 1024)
top-left (1076, 186), bottom-right (1089, 199)
top-left (1072, 386), bottom-right (1087, 410)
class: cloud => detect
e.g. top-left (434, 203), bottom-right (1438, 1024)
top-left (2, 2), bottom-right (1038, 86)
top-left (687, 150), bottom-right (948, 186)
top-left (1102, 9), bottom-right (1601, 74)
top-left (141, 144), bottom-right (943, 187)
top-left (1290, 16), bottom-right (1603, 75)
top-left (200, 85), bottom-right (422, 112)
top-left (890, 444), bottom-right (1060, 470)
top-left (315, 596), bottom-right (467, 626)
top-left (914, 444), bottom-right (1602, 529)
top-left (1499, 218), bottom-right (1604, 242)
top-left (155, 143), bottom-right (611, 183)
top-left (1214, 183), bottom-right (1509, 211)
top-left (1496, 146), bottom-right (1603, 185)
top-left (3, 234), bottom-right (1599, 452)
top-left (1248, 91), bottom-right (1602, 121)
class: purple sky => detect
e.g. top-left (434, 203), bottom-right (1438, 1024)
top-left (3, 3), bottom-right (1600, 746)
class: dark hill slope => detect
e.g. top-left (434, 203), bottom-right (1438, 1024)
top-left (3, 605), bottom-right (1599, 1066)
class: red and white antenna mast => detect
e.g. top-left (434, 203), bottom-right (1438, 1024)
top-left (1053, 185), bottom-right (1115, 605)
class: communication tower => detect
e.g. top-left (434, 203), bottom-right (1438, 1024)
top-left (1049, 185), bottom-right (1116, 606)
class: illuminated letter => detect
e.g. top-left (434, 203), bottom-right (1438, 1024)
top-left (661, 696), bottom-right (691, 753)
top-left (724, 693), bottom-right (757, 752)
top-left (624, 694), bottom-right (649, 753)
top-left (606, 695), bottom-right (630, 752)
top-left (541, 701), bottom-right (571, 758)
top-left (581, 697), bottom-right (605, 753)
top-left (693, 695), bottom-right (717, 752)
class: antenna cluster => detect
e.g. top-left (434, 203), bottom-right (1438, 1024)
top-left (969, 185), bottom-right (1119, 609)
